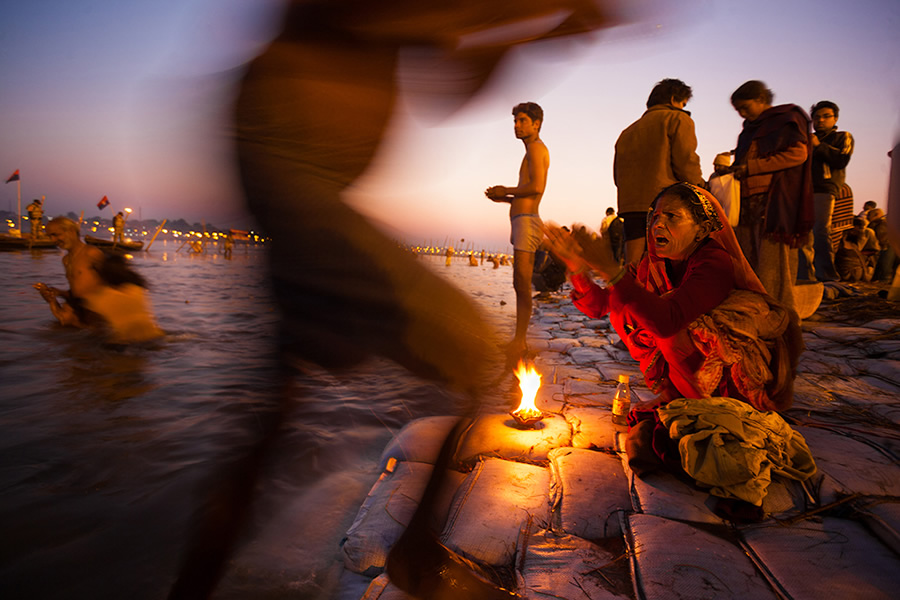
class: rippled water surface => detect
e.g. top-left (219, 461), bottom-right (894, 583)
top-left (0, 245), bottom-right (519, 599)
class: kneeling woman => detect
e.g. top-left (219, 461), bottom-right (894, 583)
top-left (545, 184), bottom-right (809, 511)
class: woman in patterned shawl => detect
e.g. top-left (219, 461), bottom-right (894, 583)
top-left (544, 183), bottom-right (803, 473)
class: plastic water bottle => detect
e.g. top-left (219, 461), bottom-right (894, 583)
top-left (611, 374), bottom-right (631, 428)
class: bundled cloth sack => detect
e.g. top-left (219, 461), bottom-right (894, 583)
top-left (657, 396), bottom-right (817, 507)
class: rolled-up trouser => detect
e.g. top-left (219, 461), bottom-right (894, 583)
top-left (812, 192), bottom-right (839, 281)
top-left (798, 231), bottom-right (815, 281)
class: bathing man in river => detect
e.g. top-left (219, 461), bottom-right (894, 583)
top-left (34, 216), bottom-right (162, 342)
top-left (485, 102), bottom-right (550, 362)
top-left (35, 217), bottom-right (106, 327)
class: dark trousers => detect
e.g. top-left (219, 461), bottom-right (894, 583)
top-left (799, 193), bottom-right (839, 281)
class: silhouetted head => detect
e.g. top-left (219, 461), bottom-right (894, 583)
top-left (512, 102), bottom-right (543, 130)
top-left (46, 216), bottom-right (81, 250)
top-left (646, 78), bottom-right (692, 109)
top-left (811, 100), bottom-right (839, 133)
top-left (731, 81), bottom-right (773, 121)
top-left (811, 100), bottom-right (839, 119)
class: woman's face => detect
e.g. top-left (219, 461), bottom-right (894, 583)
top-left (649, 195), bottom-right (708, 261)
top-left (732, 98), bottom-right (769, 121)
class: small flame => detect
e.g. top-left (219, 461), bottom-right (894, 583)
top-left (512, 360), bottom-right (542, 422)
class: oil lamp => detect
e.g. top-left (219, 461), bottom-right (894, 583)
top-left (510, 360), bottom-right (544, 428)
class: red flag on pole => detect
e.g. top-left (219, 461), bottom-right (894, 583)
top-left (5, 169), bottom-right (19, 183)
top-left (97, 196), bottom-right (110, 210)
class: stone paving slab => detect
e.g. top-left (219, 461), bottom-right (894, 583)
top-left (440, 458), bottom-right (551, 566)
top-left (796, 353), bottom-right (858, 376)
top-left (579, 334), bottom-right (613, 347)
top-left (627, 514), bottom-right (778, 600)
top-left (563, 406), bottom-right (617, 449)
top-left (341, 462), bottom-right (448, 576)
top-left (548, 447), bottom-right (630, 539)
top-left (564, 378), bottom-right (610, 396)
top-left (623, 462), bottom-right (725, 525)
top-left (454, 413), bottom-right (571, 465)
top-left (758, 477), bottom-right (814, 517)
top-left (809, 325), bottom-right (883, 342)
top-left (569, 346), bottom-right (615, 365)
top-left (741, 517), bottom-right (900, 600)
top-left (794, 426), bottom-right (900, 498)
top-left (517, 529), bottom-right (628, 600)
top-left (378, 415), bottom-right (461, 470)
top-left (857, 499), bottom-right (900, 555)
top-left (553, 364), bottom-right (602, 383)
top-left (534, 382), bottom-right (566, 414)
top-left (865, 339), bottom-right (900, 358)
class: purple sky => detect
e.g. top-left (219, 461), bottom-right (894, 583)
top-left (2, 0), bottom-right (898, 249)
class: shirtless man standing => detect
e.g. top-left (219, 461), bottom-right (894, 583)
top-left (485, 102), bottom-right (550, 361)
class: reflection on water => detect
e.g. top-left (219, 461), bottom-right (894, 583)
top-left (0, 247), bottom-right (518, 599)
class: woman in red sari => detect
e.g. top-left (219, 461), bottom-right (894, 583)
top-left (545, 183), bottom-right (803, 475)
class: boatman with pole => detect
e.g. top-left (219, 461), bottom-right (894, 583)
top-left (113, 211), bottom-right (125, 243)
top-left (26, 197), bottom-right (44, 240)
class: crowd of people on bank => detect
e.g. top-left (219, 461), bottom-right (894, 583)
top-left (534, 78), bottom-right (898, 520)
top-left (607, 79), bottom-right (895, 308)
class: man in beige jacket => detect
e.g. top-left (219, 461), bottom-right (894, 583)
top-left (614, 79), bottom-right (704, 264)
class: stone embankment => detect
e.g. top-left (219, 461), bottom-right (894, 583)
top-left (338, 286), bottom-right (900, 599)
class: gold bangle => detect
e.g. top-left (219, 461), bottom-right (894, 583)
top-left (607, 268), bottom-right (626, 287)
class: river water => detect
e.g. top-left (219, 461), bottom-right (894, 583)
top-left (0, 244), bottom-right (519, 599)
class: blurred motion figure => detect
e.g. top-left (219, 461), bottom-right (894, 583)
top-left (168, 1), bottom-right (616, 598)
top-left (34, 216), bottom-right (162, 342)
top-left (26, 197), bottom-right (43, 240)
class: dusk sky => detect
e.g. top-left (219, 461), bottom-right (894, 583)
top-left (2, 0), bottom-right (898, 249)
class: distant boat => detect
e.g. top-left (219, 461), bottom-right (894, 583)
top-left (0, 234), bottom-right (58, 251)
top-left (84, 235), bottom-right (144, 252)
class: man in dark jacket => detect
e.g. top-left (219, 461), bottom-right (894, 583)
top-left (805, 100), bottom-right (853, 281)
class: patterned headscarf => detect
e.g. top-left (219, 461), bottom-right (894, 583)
top-left (644, 182), bottom-right (723, 236)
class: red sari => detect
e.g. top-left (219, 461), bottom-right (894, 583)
top-left (570, 187), bottom-right (801, 413)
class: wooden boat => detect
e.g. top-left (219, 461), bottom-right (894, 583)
top-left (0, 234), bottom-right (58, 251)
top-left (84, 235), bottom-right (144, 252)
